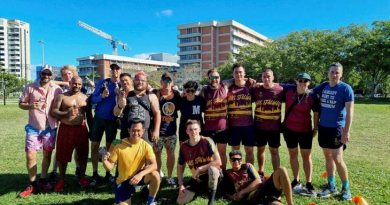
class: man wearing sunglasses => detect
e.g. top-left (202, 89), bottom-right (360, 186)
top-left (222, 150), bottom-right (294, 205)
top-left (90, 63), bottom-right (122, 185)
top-left (18, 68), bottom-right (63, 197)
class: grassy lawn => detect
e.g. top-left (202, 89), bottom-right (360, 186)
top-left (0, 100), bottom-right (389, 204)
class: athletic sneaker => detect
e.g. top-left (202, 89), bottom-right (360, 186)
top-left (79, 176), bottom-right (89, 187)
top-left (258, 170), bottom-right (266, 181)
top-left (47, 171), bottom-right (57, 186)
top-left (39, 178), bottom-right (53, 190)
top-left (103, 173), bottom-right (113, 183)
top-left (341, 187), bottom-right (352, 200)
top-left (317, 182), bottom-right (338, 198)
top-left (75, 167), bottom-right (80, 177)
top-left (166, 178), bottom-right (177, 187)
top-left (300, 182), bottom-right (316, 197)
top-left (54, 180), bottom-right (66, 192)
top-left (90, 174), bottom-right (102, 186)
top-left (291, 179), bottom-right (303, 194)
top-left (160, 170), bottom-right (164, 179)
top-left (18, 185), bottom-right (38, 198)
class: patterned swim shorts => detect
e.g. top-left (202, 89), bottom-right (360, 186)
top-left (153, 135), bottom-right (177, 152)
top-left (25, 124), bottom-right (56, 152)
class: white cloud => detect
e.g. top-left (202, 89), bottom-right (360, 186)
top-left (133, 53), bottom-right (156, 59)
top-left (156, 9), bottom-right (173, 17)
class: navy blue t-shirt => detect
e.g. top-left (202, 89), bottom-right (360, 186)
top-left (179, 95), bottom-right (205, 129)
top-left (159, 91), bottom-right (180, 137)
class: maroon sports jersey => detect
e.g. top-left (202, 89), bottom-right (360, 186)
top-left (203, 84), bottom-right (228, 131)
top-left (227, 82), bottom-right (254, 127)
top-left (225, 163), bottom-right (260, 200)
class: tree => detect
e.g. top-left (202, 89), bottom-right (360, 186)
top-left (86, 71), bottom-right (100, 82)
top-left (175, 64), bottom-right (202, 87)
top-left (0, 71), bottom-right (25, 98)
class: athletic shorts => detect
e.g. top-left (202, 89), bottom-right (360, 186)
top-left (25, 124), bottom-right (56, 152)
top-left (228, 125), bottom-right (256, 147)
top-left (203, 129), bottom-right (229, 144)
top-left (153, 135), bottom-right (177, 152)
top-left (252, 174), bottom-right (282, 204)
top-left (255, 129), bottom-right (281, 148)
top-left (283, 128), bottom-right (313, 149)
top-left (90, 116), bottom-right (117, 143)
top-left (114, 176), bottom-right (146, 204)
top-left (185, 170), bottom-right (223, 192)
top-left (56, 123), bottom-right (89, 163)
top-left (318, 125), bottom-right (344, 149)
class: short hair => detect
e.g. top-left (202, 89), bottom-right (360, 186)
top-left (185, 119), bottom-right (201, 129)
top-left (207, 68), bottom-right (219, 77)
top-left (229, 150), bottom-right (243, 158)
top-left (232, 63), bottom-right (245, 71)
top-left (329, 62), bottom-right (343, 71)
top-left (134, 71), bottom-right (148, 79)
top-left (128, 119), bottom-right (145, 129)
top-left (262, 68), bottom-right (274, 75)
top-left (60, 65), bottom-right (78, 78)
top-left (110, 63), bottom-right (121, 70)
top-left (183, 81), bottom-right (198, 90)
top-left (120, 73), bottom-right (132, 79)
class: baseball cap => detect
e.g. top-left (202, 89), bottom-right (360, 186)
top-left (161, 72), bottom-right (172, 80)
top-left (41, 67), bottom-right (53, 74)
top-left (296, 73), bottom-right (311, 81)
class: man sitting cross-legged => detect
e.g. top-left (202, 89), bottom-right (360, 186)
top-left (223, 150), bottom-right (294, 205)
top-left (176, 119), bottom-right (222, 205)
top-left (102, 119), bottom-right (160, 205)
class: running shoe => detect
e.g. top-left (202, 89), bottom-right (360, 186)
top-left (341, 187), bottom-right (352, 200)
top-left (300, 182), bottom-right (316, 197)
top-left (166, 177), bottom-right (177, 187)
top-left (258, 170), bottom-right (266, 181)
top-left (79, 176), bottom-right (89, 188)
top-left (75, 167), bottom-right (80, 177)
top-left (47, 171), bottom-right (57, 186)
top-left (317, 182), bottom-right (338, 198)
top-left (89, 174), bottom-right (102, 186)
top-left (39, 178), bottom-right (53, 190)
top-left (54, 180), bottom-right (66, 192)
top-left (291, 179), bottom-right (302, 194)
top-left (18, 185), bottom-right (38, 198)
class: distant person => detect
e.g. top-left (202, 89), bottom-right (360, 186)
top-left (18, 68), bottom-right (62, 198)
top-left (313, 63), bottom-right (354, 200)
top-left (222, 150), bottom-right (293, 205)
top-left (102, 119), bottom-right (160, 205)
top-left (178, 81), bottom-right (205, 144)
top-left (90, 63), bottom-right (121, 185)
top-left (282, 73), bottom-right (320, 196)
top-left (176, 120), bottom-right (222, 205)
top-left (51, 77), bottom-right (89, 191)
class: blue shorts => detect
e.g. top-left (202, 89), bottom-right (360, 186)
top-left (318, 125), bottom-right (344, 149)
top-left (114, 176), bottom-right (146, 204)
top-left (228, 125), bottom-right (256, 147)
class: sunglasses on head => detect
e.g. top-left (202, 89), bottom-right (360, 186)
top-left (186, 89), bottom-right (196, 93)
top-left (41, 72), bottom-right (52, 76)
top-left (111, 67), bottom-right (121, 70)
top-left (163, 79), bottom-right (172, 84)
top-left (209, 76), bottom-right (219, 80)
top-left (231, 158), bottom-right (242, 162)
top-left (298, 79), bottom-right (309, 83)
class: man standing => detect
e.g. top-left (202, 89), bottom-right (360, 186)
top-left (103, 120), bottom-right (160, 205)
top-left (223, 150), bottom-right (293, 205)
top-left (152, 72), bottom-right (180, 186)
top-left (18, 68), bottom-right (62, 197)
top-left (51, 77), bottom-right (89, 191)
top-left (313, 62), bottom-right (354, 200)
top-left (176, 120), bottom-right (222, 205)
top-left (227, 64), bottom-right (255, 164)
top-left (90, 63), bottom-right (121, 184)
top-left (253, 69), bottom-right (284, 177)
top-left (114, 71), bottom-right (160, 145)
top-left (201, 68), bottom-right (229, 169)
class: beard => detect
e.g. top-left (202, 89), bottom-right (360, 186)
top-left (40, 78), bottom-right (50, 84)
top-left (134, 84), bottom-right (146, 91)
top-left (72, 87), bottom-right (80, 93)
top-left (210, 82), bottom-right (219, 88)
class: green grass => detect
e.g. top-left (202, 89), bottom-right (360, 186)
top-left (0, 101), bottom-right (389, 204)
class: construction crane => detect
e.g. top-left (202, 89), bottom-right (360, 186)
top-left (77, 21), bottom-right (130, 55)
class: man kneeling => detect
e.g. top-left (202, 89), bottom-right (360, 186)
top-left (177, 120), bottom-right (222, 205)
top-left (102, 120), bottom-right (160, 205)
top-left (223, 150), bottom-right (294, 205)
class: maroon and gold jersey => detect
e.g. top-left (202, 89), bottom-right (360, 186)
top-left (203, 84), bottom-right (228, 131)
top-left (225, 163), bottom-right (260, 200)
top-left (227, 82), bottom-right (254, 127)
top-left (178, 136), bottom-right (217, 175)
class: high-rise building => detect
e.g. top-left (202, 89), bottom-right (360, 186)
top-left (177, 20), bottom-right (270, 74)
top-left (0, 18), bottom-right (30, 80)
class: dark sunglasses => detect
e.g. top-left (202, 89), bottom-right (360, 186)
top-left (231, 158), bottom-right (242, 162)
top-left (209, 76), bottom-right (219, 80)
top-left (186, 89), bottom-right (196, 93)
top-left (163, 79), bottom-right (172, 84)
top-left (298, 79), bottom-right (309, 83)
top-left (111, 67), bottom-right (121, 70)
top-left (41, 72), bottom-right (52, 76)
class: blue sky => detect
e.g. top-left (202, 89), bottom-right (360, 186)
top-left (1, 0), bottom-right (389, 66)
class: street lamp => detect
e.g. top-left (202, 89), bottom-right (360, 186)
top-left (38, 40), bottom-right (44, 67)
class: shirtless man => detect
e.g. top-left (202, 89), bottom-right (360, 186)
top-left (51, 77), bottom-right (89, 191)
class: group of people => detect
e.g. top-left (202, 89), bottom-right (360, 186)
top-left (17, 62), bottom-right (354, 205)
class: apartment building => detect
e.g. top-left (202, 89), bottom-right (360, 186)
top-left (0, 18), bottom-right (30, 80)
top-left (177, 20), bottom-right (270, 74)
top-left (76, 53), bottom-right (179, 81)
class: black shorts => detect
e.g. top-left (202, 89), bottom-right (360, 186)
top-left (283, 128), bottom-right (313, 149)
top-left (255, 129), bottom-right (281, 148)
top-left (252, 174), bottom-right (282, 204)
top-left (318, 125), bottom-right (344, 149)
top-left (90, 116), bottom-right (117, 143)
top-left (179, 126), bottom-right (190, 142)
top-left (228, 125), bottom-right (256, 147)
top-left (203, 129), bottom-right (229, 144)
top-left (185, 171), bottom-right (223, 192)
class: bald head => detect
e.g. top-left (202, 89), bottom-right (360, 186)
top-left (70, 76), bottom-right (83, 94)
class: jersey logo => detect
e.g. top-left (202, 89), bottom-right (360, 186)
top-left (162, 102), bottom-right (175, 116)
top-left (193, 105), bottom-right (200, 114)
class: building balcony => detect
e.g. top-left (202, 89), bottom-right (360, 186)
top-left (77, 63), bottom-right (98, 68)
top-left (8, 36), bottom-right (20, 40)
top-left (232, 30), bottom-right (262, 45)
top-left (232, 39), bottom-right (246, 47)
top-left (9, 51), bottom-right (21, 55)
top-left (9, 56), bottom-right (21, 60)
top-left (0, 40), bottom-right (4, 43)
top-left (177, 41), bottom-right (201, 47)
top-left (178, 59), bottom-right (201, 64)
top-left (0, 50), bottom-right (5, 54)
top-left (177, 32), bottom-right (202, 39)
top-left (177, 50), bottom-right (201, 56)
top-left (9, 46), bottom-right (20, 50)
top-left (0, 45), bottom-right (5, 49)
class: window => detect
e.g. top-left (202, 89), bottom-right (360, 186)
top-left (187, 28), bottom-right (193, 34)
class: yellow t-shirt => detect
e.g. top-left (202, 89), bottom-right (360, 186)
top-left (109, 138), bottom-right (155, 184)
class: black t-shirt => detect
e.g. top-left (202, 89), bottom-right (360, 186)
top-left (179, 95), bottom-right (205, 129)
